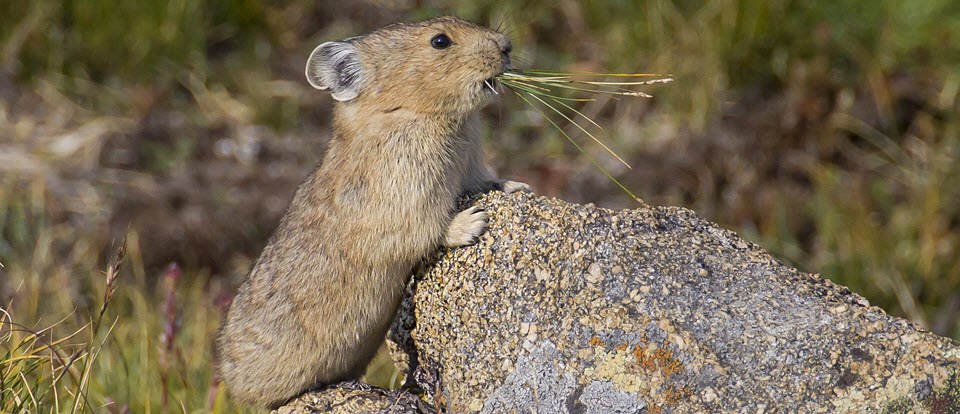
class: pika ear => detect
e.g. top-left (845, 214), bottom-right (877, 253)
top-left (305, 41), bottom-right (364, 102)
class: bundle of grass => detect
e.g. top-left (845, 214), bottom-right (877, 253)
top-left (492, 70), bottom-right (673, 202)
top-left (1, 238), bottom-right (126, 413)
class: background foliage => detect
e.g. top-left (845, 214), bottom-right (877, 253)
top-left (1, 0), bottom-right (958, 411)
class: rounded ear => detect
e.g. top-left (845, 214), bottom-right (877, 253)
top-left (305, 41), bottom-right (364, 102)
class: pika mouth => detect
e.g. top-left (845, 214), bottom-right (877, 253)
top-left (481, 77), bottom-right (499, 95)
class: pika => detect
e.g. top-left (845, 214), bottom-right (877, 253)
top-left (216, 16), bottom-right (529, 409)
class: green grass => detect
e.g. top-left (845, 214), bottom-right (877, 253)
top-left (0, 180), bottom-right (248, 412)
top-left (0, 182), bottom-right (394, 413)
top-left (1, 0), bottom-right (959, 411)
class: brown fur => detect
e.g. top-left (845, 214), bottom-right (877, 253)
top-left (216, 16), bottom-right (528, 409)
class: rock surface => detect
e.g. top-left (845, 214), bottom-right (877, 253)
top-left (278, 192), bottom-right (960, 413)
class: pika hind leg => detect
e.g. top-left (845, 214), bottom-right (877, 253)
top-left (445, 206), bottom-right (488, 247)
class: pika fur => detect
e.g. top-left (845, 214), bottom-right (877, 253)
top-left (216, 16), bottom-right (530, 409)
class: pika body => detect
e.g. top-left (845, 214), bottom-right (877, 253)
top-left (217, 16), bottom-right (530, 408)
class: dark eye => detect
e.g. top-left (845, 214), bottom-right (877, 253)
top-left (430, 34), bottom-right (452, 49)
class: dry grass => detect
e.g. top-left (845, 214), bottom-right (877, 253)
top-left (0, 93), bottom-right (245, 409)
top-left (0, 206), bottom-right (243, 412)
top-left (1, 238), bottom-right (127, 412)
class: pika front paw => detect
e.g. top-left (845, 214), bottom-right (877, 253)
top-left (444, 205), bottom-right (488, 247)
top-left (499, 180), bottom-right (533, 194)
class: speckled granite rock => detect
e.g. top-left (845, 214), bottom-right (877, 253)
top-left (278, 192), bottom-right (960, 413)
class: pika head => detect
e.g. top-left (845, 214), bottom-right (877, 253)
top-left (305, 16), bottom-right (511, 115)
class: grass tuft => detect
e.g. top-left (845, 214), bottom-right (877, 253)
top-left (1, 237), bottom-right (126, 413)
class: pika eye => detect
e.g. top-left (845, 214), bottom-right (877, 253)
top-left (430, 34), bottom-right (452, 49)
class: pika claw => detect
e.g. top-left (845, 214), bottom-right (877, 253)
top-left (444, 205), bottom-right (488, 247)
top-left (500, 180), bottom-right (532, 194)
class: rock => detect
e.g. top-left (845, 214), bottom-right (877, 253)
top-left (278, 192), bottom-right (960, 413)
top-left (275, 381), bottom-right (428, 413)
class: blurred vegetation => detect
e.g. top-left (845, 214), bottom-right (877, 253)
top-left (1, 0), bottom-right (958, 411)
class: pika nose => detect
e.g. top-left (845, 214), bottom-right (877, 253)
top-left (495, 35), bottom-right (512, 55)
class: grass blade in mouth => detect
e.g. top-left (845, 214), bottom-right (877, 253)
top-left (518, 70), bottom-right (671, 77)
top-left (524, 92), bottom-right (629, 168)
top-left (547, 97), bottom-right (604, 131)
top-left (515, 92), bottom-right (642, 203)
top-left (500, 79), bottom-right (596, 102)
top-left (501, 77), bottom-right (623, 165)
top-left (496, 69), bottom-right (672, 203)
top-left (499, 70), bottom-right (673, 98)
